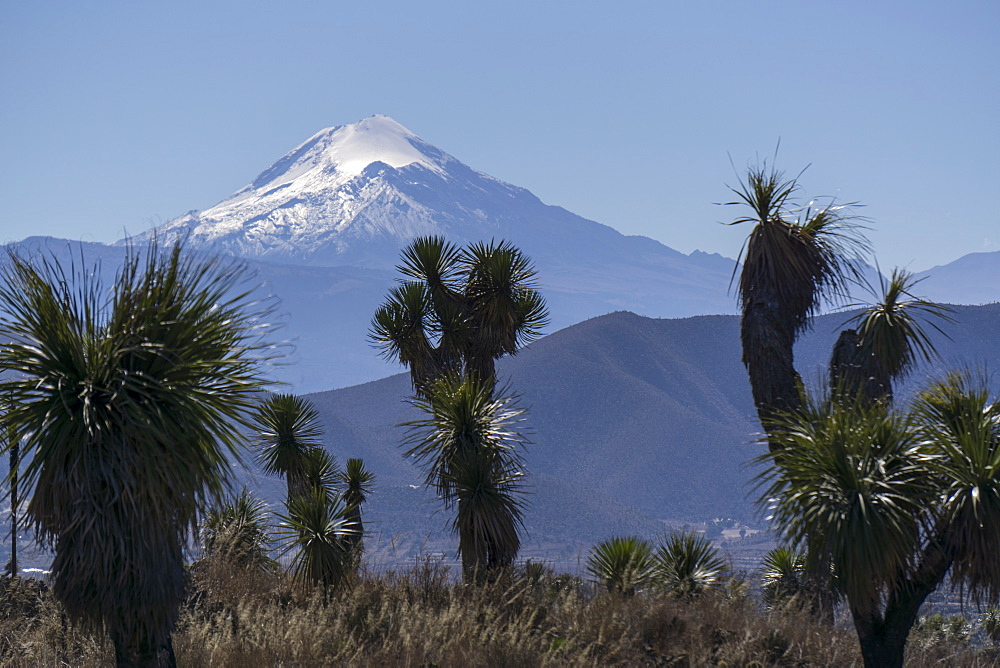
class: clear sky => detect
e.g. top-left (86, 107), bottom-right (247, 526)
top-left (2, 0), bottom-right (997, 271)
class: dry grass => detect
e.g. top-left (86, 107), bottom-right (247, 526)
top-left (3, 565), bottom-right (1000, 667)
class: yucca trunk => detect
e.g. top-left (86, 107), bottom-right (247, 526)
top-left (111, 631), bottom-right (176, 668)
top-left (464, 354), bottom-right (497, 392)
top-left (458, 508), bottom-right (488, 584)
top-left (851, 571), bottom-right (943, 667)
top-left (343, 503), bottom-right (363, 554)
top-left (829, 328), bottom-right (891, 404)
top-left (7, 439), bottom-right (17, 577)
top-left (744, 290), bottom-right (845, 621)
top-left (741, 289), bottom-right (802, 446)
top-left (286, 469), bottom-right (310, 505)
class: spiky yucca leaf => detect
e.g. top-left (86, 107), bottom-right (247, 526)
top-left (301, 447), bottom-right (340, 504)
top-left (981, 607), bottom-right (1000, 647)
top-left (461, 240), bottom-right (548, 383)
top-left (369, 282), bottom-right (433, 361)
top-left (339, 457), bottom-right (375, 509)
top-left (726, 163), bottom-right (869, 333)
top-left (253, 394), bottom-right (324, 503)
top-left (403, 375), bottom-right (527, 500)
top-left (853, 269), bottom-right (951, 376)
top-left (397, 235), bottom-right (462, 290)
top-left (338, 457), bottom-right (375, 555)
top-left (652, 530), bottom-right (728, 599)
top-left (370, 237), bottom-right (548, 393)
top-left (586, 536), bottom-right (654, 596)
top-left (837, 268), bottom-right (954, 402)
top-left (447, 450), bottom-right (525, 572)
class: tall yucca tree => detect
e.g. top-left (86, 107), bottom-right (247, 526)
top-left (758, 372), bottom-right (1000, 668)
top-left (726, 162), bottom-right (869, 444)
top-left (831, 268), bottom-right (952, 404)
top-left (0, 241), bottom-right (276, 667)
top-left (338, 458), bottom-right (375, 555)
top-left (403, 374), bottom-right (528, 582)
top-left (253, 394), bottom-right (325, 504)
top-left (370, 236), bottom-right (548, 395)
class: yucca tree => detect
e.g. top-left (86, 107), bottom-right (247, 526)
top-left (200, 488), bottom-right (276, 572)
top-left (760, 546), bottom-right (808, 608)
top-left (586, 536), bottom-right (654, 596)
top-left (276, 488), bottom-right (354, 591)
top-left (338, 458), bottom-right (375, 556)
top-left (831, 268), bottom-right (952, 404)
top-left (725, 163), bottom-right (869, 443)
top-left (370, 236), bottom-right (548, 395)
top-left (403, 374), bottom-right (528, 582)
top-left (253, 394), bottom-right (325, 504)
top-left (726, 161), bottom-right (869, 622)
top-left (0, 241), bottom-right (276, 667)
top-left (757, 372), bottom-right (1000, 668)
top-left (652, 530), bottom-right (727, 599)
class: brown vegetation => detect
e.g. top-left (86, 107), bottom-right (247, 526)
top-left (3, 561), bottom-right (998, 667)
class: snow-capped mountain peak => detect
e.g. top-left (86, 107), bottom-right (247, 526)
top-left (315, 114), bottom-right (446, 178)
top-left (249, 115), bottom-right (448, 192)
top-left (134, 115), bottom-right (485, 263)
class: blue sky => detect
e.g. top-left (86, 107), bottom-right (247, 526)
top-left (2, 0), bottom-right (997, 270)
